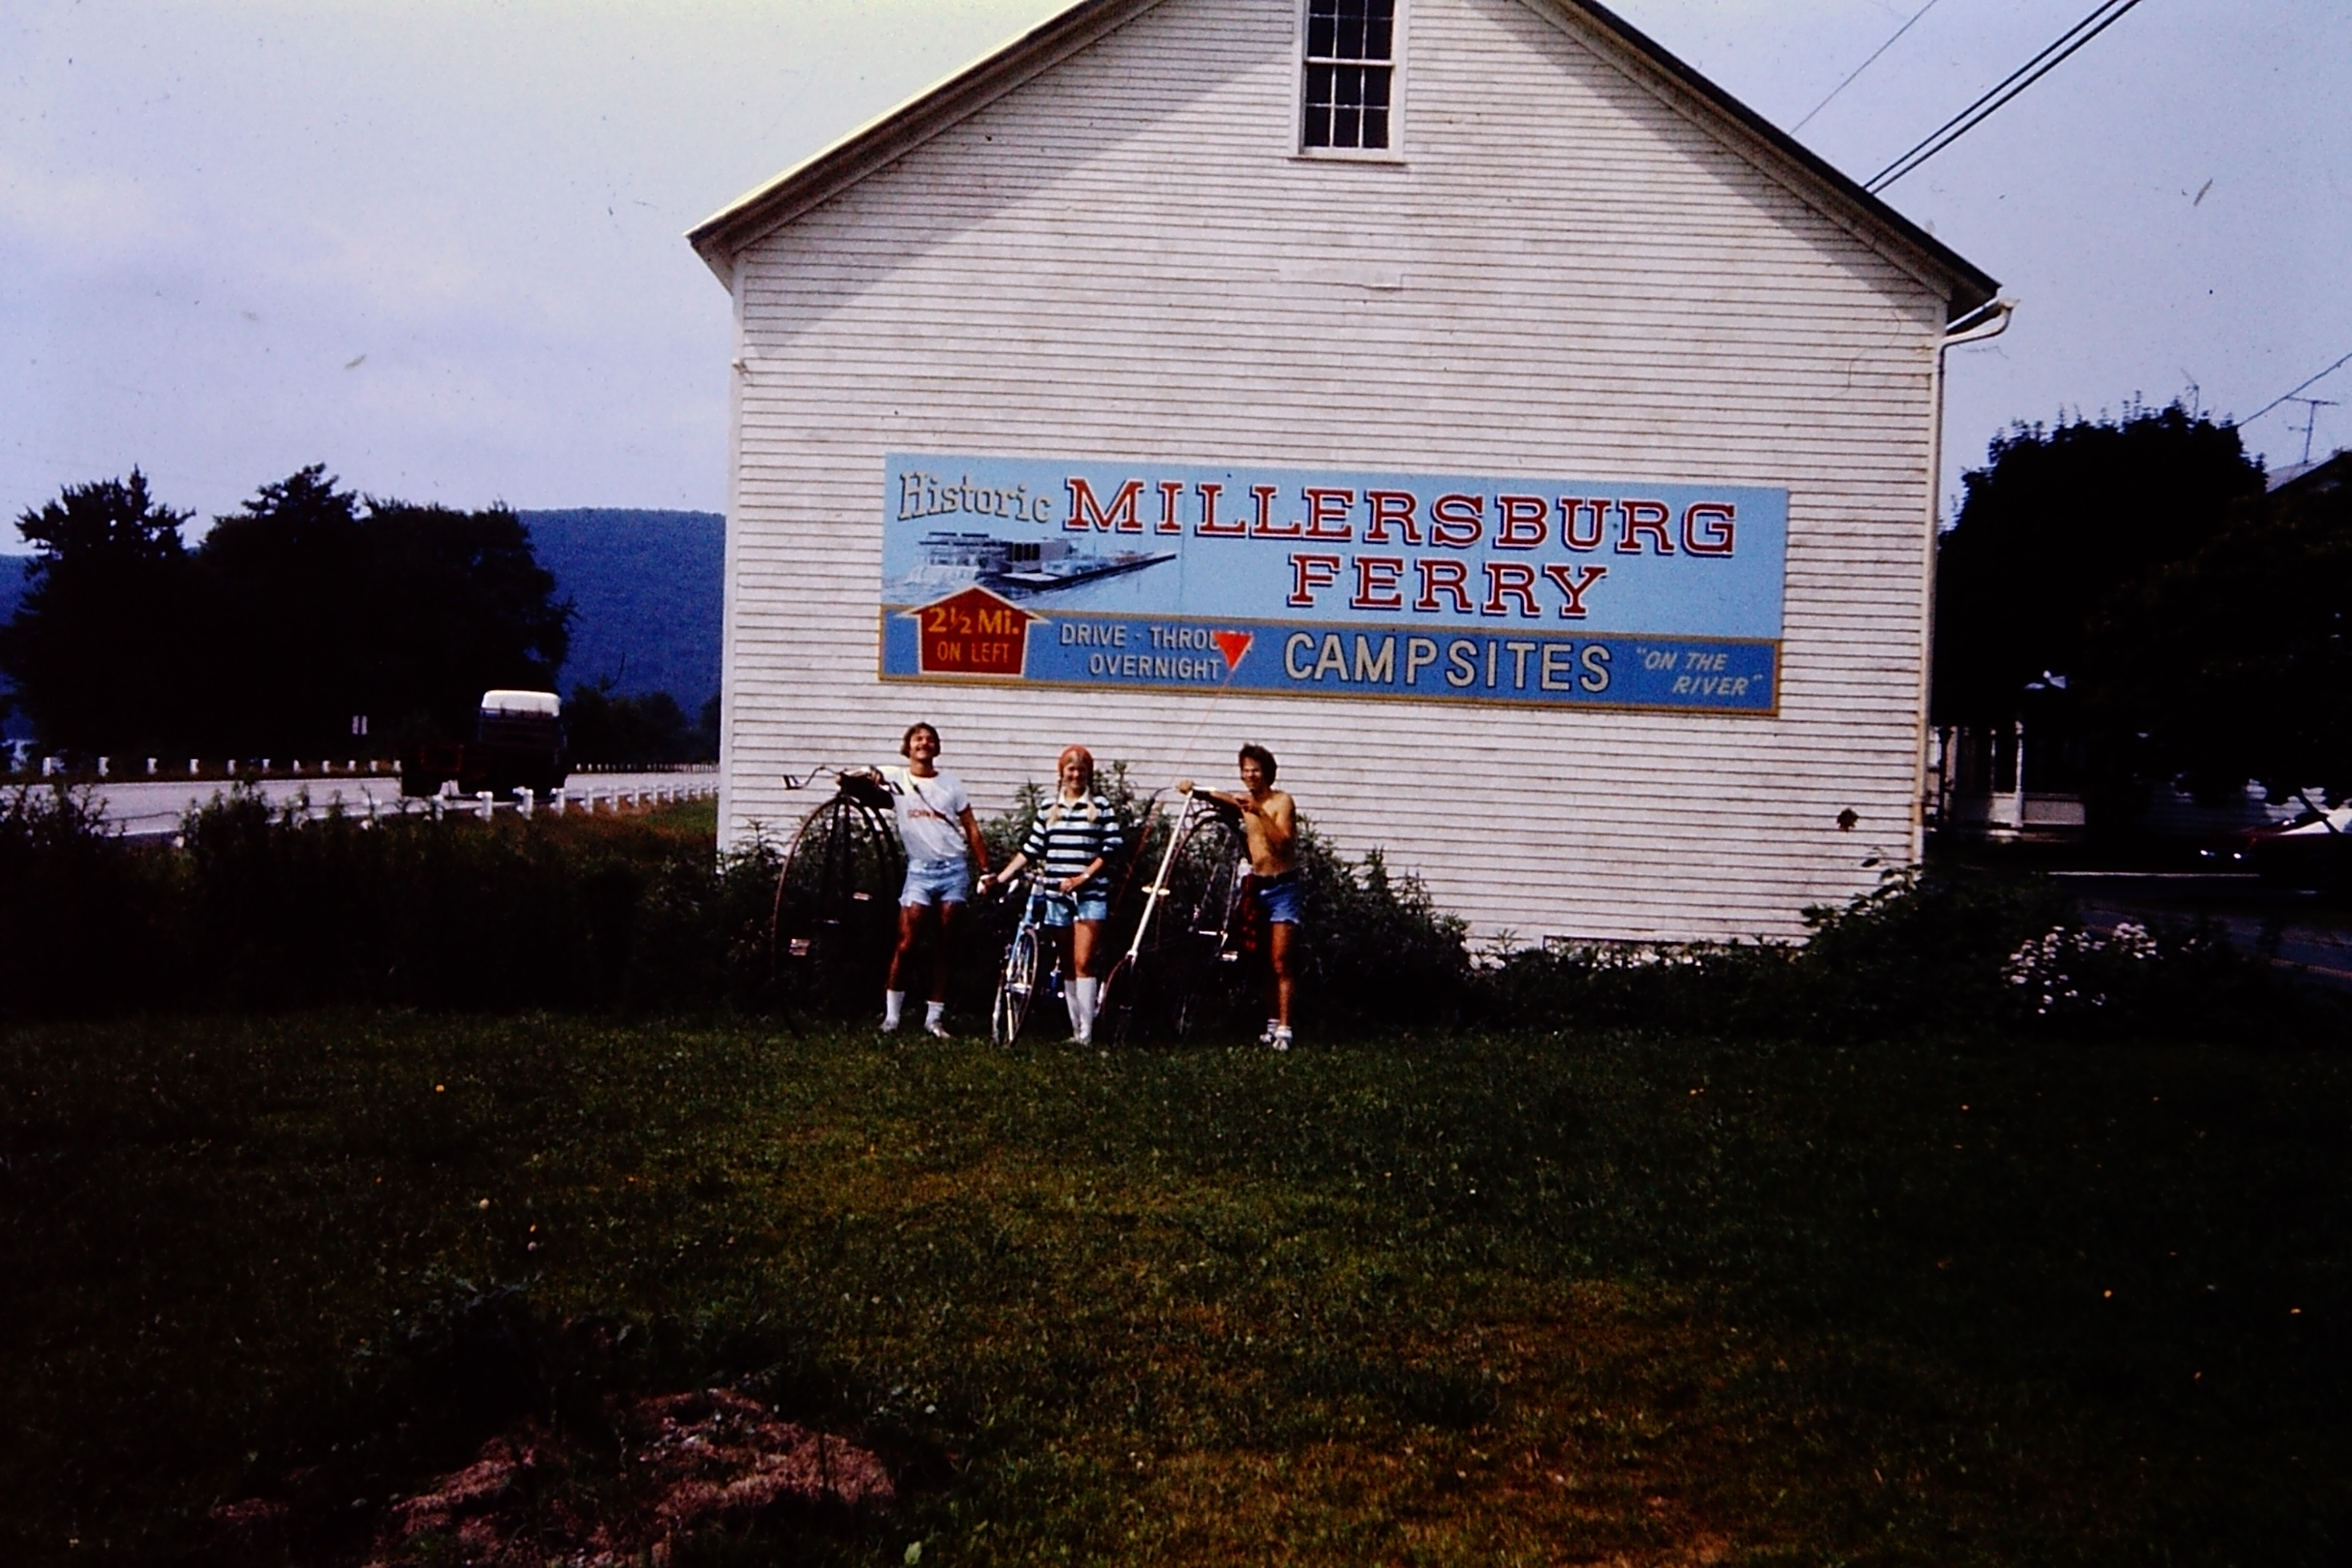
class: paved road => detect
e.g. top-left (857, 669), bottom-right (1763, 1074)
top-left (32, 769), bottom-right (717, 839)
top-left (2058, 871), bottom-right (2352, 991)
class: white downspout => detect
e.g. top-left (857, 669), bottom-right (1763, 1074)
top-left (1915, 296), bottom-right (2016, 858)
top-left (717, 248), bottom-right (750, 851)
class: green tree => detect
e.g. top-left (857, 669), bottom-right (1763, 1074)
top-left (0, 471), bottom-right (197, 753)
top-left (564, 679), bottom-right (716, 765)
top-left (2087, 462), bottom-right (2352, 804)
top-left (1931, 403), bottom-right (2266, 824)
top-left (356, 497), bottom-right (572, 748)
top-left (1933, 403), bottom-right (2264, 727)
top-left (191, 465), bottom-right (371, 755)
top-left (193, 467), bottom-right (572, 754)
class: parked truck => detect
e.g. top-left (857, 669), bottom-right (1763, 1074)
top-left (400, 689), bottom-right (569, 798)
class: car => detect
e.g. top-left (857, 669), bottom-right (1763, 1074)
top-left (2205, 801), bottom-right (2352, 892)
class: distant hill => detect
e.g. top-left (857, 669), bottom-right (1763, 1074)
top-left (520, 509), bottom-right (724, 714)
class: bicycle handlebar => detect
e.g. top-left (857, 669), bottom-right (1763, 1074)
top-left (781, 766), bottom-right (902, 803)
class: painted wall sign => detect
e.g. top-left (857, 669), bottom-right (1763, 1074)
top-left (878, 453), bottom-right (1788, 715)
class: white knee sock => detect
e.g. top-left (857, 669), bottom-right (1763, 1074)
top-left (925, 998), bottom-right (946, 1026)
top-left (1071, 976), bottom-right (1099, 1039)
top-left (884, 989), bottom-right (905, 1028)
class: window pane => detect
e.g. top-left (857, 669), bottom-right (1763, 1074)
top-left (1338, 6), bottom-right (1365, 59)
top-left (1306, 0), bottom-right (1392, 63)
top-left (1333, 64), bottom-right (1363, 147)
top-left (1362, 68), bottom-right (1390, 148)
top-left (1303, 63), bottom-right (1334, 147)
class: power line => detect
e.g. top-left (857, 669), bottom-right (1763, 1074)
top-left (2244, 349), bottom-right (2352, 426)
top-left (1865, 0), bottom-right (2150, 193)
top-left (1792, 0), bottom-right (1948, 134)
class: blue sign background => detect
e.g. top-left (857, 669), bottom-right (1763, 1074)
top-left (881, 613), bottom-right (1776, 714)
top-left (879, 452), bottom-right (1786, 715)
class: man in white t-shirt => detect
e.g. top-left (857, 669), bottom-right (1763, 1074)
top-left (867, 721), bottom-right (990, 1037)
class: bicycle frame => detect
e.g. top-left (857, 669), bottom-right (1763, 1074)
top-left (769, 769), bottom-right (904, 970)
top-left (1123, 798), bottom-right (1192, 966)
top-left (990, 873), bottom-right (1063, 1046)
top-left (1098, 790), bottom-right (1246, 1042)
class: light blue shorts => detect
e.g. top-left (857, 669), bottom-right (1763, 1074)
top-left (1253, 870), bottom-right (1303, 925)
top-left (900, 858), bottom-right (971, 907)
top-left (1040, 889), bottom-right (1112, 927)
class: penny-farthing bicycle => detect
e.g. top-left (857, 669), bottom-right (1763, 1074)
top-left (1097, 789), bottom-right (1252, 1044)
top-left (770, 769), bottom-right (906, 1008)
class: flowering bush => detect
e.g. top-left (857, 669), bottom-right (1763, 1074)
top-left (2002, 921), bottom-right (2166, 1016)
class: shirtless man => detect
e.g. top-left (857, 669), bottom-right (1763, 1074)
top-left (1176, 743), bottom-right (1299, 1050)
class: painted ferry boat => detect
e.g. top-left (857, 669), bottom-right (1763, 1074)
top-left (896, 531), bottom-right (1175, 600)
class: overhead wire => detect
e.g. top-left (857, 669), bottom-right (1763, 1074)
top-left (1864, 0), bottom-right (2151, 193)
top-left (2243, 349), bottom-right (2352, 427)
top-left (1792, 0), bottom-right (1948, 134)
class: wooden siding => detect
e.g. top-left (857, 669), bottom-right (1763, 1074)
top-left (716, 0), bottom-right (1948, 942)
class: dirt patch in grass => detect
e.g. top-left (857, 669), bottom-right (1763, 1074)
top-left (207, 1384), bottom-right (895, 1567)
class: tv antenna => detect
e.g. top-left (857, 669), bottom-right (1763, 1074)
top-left (2286, 397), bottom-right (2339, 466)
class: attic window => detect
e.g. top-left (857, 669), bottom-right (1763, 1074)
top-left (1301, 0), bottom-right (1396, 153)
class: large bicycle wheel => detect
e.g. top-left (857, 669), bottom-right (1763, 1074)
top-left (773, 794), bottom-right (903, 1010)
top-left (992, 927), bottom-right (1040, 1046)
top-left (1097, 951), bottom-right (1140, 1046)
top-left (1159, 808), bottom-right (1251, 1039)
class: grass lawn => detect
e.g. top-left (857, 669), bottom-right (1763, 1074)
top-left (3, 1011), bottom-right (2346, 1565)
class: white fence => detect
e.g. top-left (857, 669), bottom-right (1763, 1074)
top-left (25, 767), bottom-right (721, 840)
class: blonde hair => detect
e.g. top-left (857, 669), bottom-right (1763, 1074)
top-left (1052, 745), bottom-right (1100, 823)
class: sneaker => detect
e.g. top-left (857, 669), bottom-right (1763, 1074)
top-left (880, 1016), bottom-right (901, 1035)
top-left (1258, 1018), bottom-right (1280, 1045)
top-left (924, 1018), bottom-right (952, 1039)
top-left (1268, 1026), bottom-right (1293, 1052)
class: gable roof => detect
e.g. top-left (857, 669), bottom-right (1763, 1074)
top-left (687, 0), bottom-right (1998, 318)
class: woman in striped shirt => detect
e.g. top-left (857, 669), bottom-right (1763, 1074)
top-left (983, 744), bottom-right (1126, 1044)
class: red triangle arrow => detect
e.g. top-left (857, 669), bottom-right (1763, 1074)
top-left (1213, 630), bottom-right (1253, 673)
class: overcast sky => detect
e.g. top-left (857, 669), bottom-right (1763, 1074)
top-left (5, 0), bottom-right (2346, 546)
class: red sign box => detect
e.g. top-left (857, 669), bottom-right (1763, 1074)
top-left (913, 586), bottom-right (1033, 677)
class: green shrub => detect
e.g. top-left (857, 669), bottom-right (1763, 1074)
top-left (1475, 867), bottom-right (2315, 1044)
top-left (0, 787), bottom-right (790, 1020)
top-left (0, 781), bottom-right (2321, 1043)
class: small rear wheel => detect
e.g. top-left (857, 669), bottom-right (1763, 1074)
top-left (993, 927), bottom-right (1040, 1046)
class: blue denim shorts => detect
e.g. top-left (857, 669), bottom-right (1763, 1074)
top-left (1253, 870), bottom-right (1303, 925)
top-left (900, 858), bottom-right (971, 907)
top-left (1040, 889), bottom-right (1111, 927)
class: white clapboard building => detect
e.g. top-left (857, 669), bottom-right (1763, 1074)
top-left (688, 0), bottom-right (2000, 943)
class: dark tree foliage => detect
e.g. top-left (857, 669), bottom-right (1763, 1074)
top-left (565, 679), bottom-right (718, 766)
top-left (193, 466), bottom-right (373, 756)
top-left (2088, 461), bottom-right (2352, 804)
top-left (1933, 403), bottom-right (2263, 725)
top-left (0, 471), bottom-right (198, 753)
top-left (355, 496), bottom-right (573, 747)
top-left (2, 466), bottom-right (572, 756)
